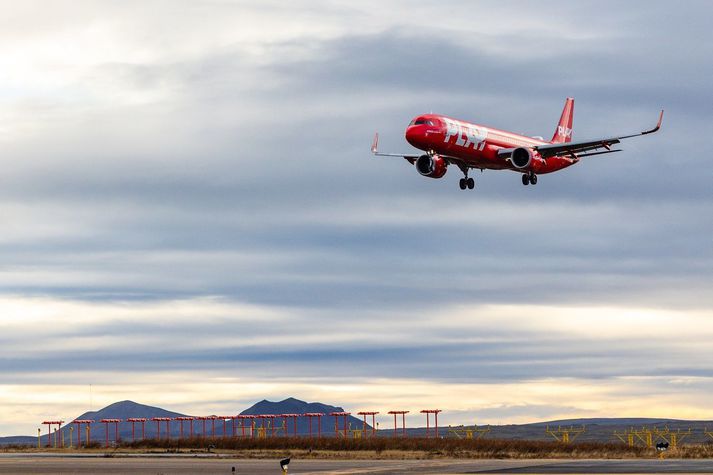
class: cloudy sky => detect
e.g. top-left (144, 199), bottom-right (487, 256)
top-left (0, 0), bottom-right (711, 436)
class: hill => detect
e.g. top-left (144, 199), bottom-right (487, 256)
top-left (240, 397), bottom-right (367, 435)
top-left (415, 418), bottom-right (713, 445)
top-left (0, 435), bottom-right (36, 446)
top-left (12, 400), bottom-right (190, 446)
top-left (74, 400), bottom-right (186, 422)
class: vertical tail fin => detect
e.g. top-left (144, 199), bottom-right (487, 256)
top-left (550, 97), bottom-right (574, 144)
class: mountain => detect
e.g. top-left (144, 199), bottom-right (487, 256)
top-left (9, 400), bottom-right (191, 446)
top-left (74, 400), bottom-right (187, 422)
top-left (242, 397), bottom-right (334, 416)
top-left (240, 397), bottom-right (368, 435)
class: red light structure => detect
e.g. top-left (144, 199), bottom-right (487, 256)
top-left (195, 416), bottom-right (208, 438)
top-left (127, 418), bottom-right (147, 441)
top-left (41, 420), bottom-right (64, 448)
top-left (100, 419), bottom-right (121, 448)
top-left (387, 411), bottom-right (409, 437)
top-left (330, 412), bottom-right (351, 438)
top-left (223, 416), bottom-right (232, 437)
top-left (253, 415), bottom-right (263, 437)
top-left (208, 415), bottom-right (218, 438)
top-left (357, 411), bottom-right (379, 437)
top-left (304, 413), bottom-right (324, 438)
top-left (281, 414), bottom-right (299, 437)
top-left (264, 415), bottom-right (278, 437)
top-left (151, 417), bottom-right (171, 440)
top-left (175, 417), bottom-right (194, 439)
top-left (218, 416), bottom-right (231, 437)
top-left (236, 415), bottom-right (254, 437)
top-left (72, 419), bottom-right (93, 447)
top-left (420, 409), bottom-right (442, 438)
top-left (253, 414), bottom-right (266, 437)
top-left (229, 416), bottom-right (236, 437)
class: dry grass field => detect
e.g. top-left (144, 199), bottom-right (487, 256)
top-left (121, 437), bottom-right (652, 458)
top-left (7, 437), bottom-right (713, 459)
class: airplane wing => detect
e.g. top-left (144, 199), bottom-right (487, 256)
top-left (371, 132), bottom-right (469, 168)
top-left (371, 133), bottom-right (419, 164)
top-left (534, 110), bottom-right (664, 159)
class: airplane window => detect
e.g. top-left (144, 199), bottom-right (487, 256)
top-left (414, 119), bottom-right (426, 125)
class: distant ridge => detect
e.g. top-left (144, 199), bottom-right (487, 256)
top-left (525, 417), bottom-right (688, 427)
top-left (18, 400), bottom-right (191, 445)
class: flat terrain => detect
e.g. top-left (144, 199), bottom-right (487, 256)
top-left (3, 455), bottom-right (713, 474)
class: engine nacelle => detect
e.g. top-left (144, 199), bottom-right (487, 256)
top-left (511, 147), bottom-right (532, 169)
top-left (415, 154), bottom-right (447, 179)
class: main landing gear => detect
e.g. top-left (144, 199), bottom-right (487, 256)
top-left (521, 172), bottom-right (538, 186)
top-left (458, 167), bottom-right (475, 190)
top-left (459, 177), bottom-right (475, 190)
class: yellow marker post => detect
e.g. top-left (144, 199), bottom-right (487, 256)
top-left (69, 426), bottom-right (74, 449)
top-left (653, 426), bottom-right (691, 449)
top-left (631, 427), bottom-right (654, 448)
top-left (546, 425), bottom-right (585, 444)
top-left (37, 428), bottom-right (40, 449)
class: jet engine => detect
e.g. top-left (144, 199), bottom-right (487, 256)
top-left (415, 154), bottom-right (447, 179)
top-left (511, 147), bottom-right (532, 169)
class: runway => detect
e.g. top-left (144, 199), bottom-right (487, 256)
top-left (2, 455), bottom-right (713, 474)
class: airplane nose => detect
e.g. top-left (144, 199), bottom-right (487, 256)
top-left (405, 126), bottom-right (419, 146)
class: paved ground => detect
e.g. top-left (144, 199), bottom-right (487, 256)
top-left (2, 455), bottom-right (713, 474)
top-left (480, 459), bottom-right (713, 473)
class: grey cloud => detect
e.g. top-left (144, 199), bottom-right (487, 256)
top-left (1, 307), bottom-right (709, 383)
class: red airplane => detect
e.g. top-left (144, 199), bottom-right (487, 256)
top-left (371, 98), bottom-right (663, 189)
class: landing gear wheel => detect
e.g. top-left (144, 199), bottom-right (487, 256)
top-left (459, 178), bottom-right (467, 190)
top-left (522, 174), bottom-right (529, 186)
top-left (467, 177), bottom-right (475, 189)
top-left (529, 174), bottom-right (538, 185)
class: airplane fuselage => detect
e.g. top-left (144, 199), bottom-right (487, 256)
top-left (404, 114), bottom-right (577, 175)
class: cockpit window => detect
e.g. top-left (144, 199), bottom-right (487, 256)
top-left (411, 118), bottom-right (435, 126)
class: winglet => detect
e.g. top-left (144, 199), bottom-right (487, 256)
top-left (371, 132), bottom-right (379, 154)
top-left (642, 110), bottom-right (664, 135)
